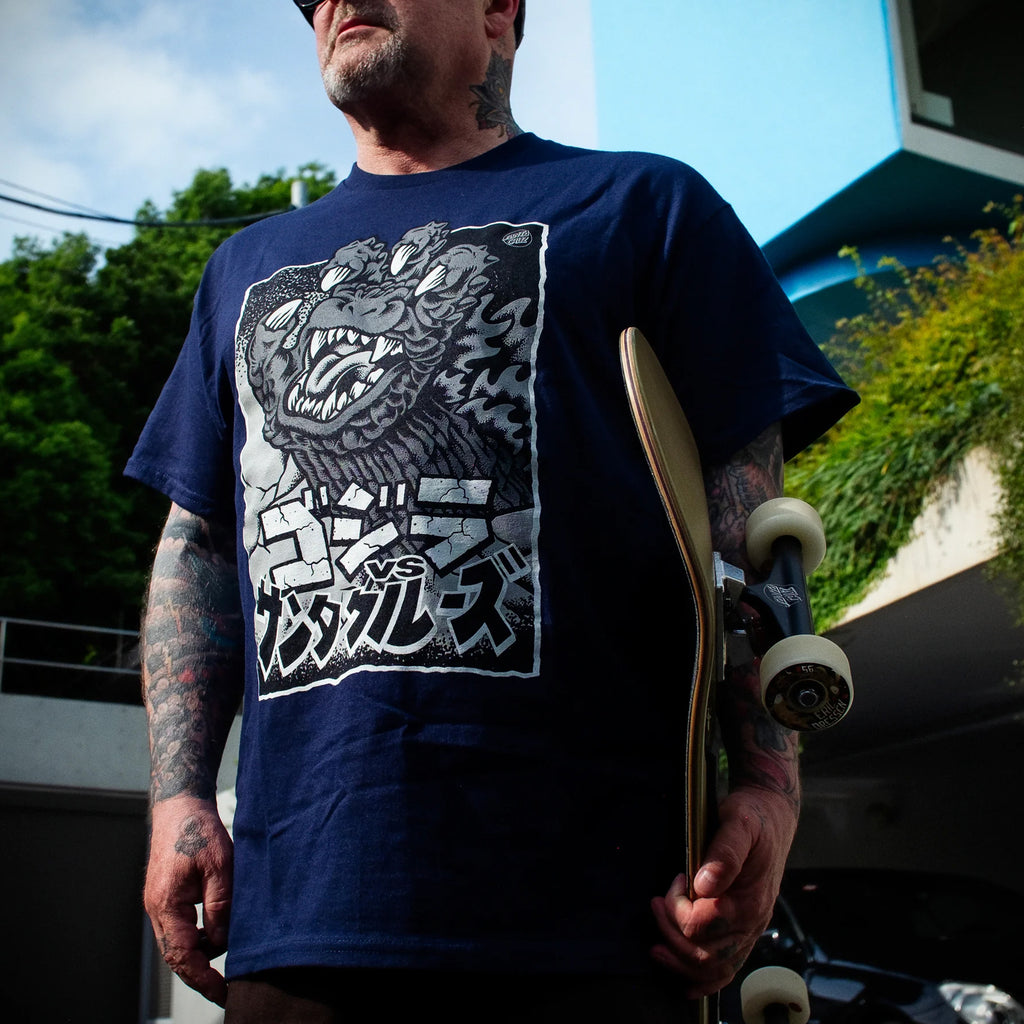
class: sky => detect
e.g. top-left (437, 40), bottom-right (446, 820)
top-left (0, 0), bottom-right (597, 258)
top-left (1, 1), bottom-right (908, 262)
top-left (589, 0), bottom-right (899, 244)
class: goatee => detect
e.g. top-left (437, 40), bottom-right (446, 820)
top-left (320, 6), bottom-right (413, 109)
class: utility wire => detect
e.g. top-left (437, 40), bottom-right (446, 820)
top-left (0, 210), bottom-right (127, 249)
top-left (0, 189), bottom-right (290, 228)
top-left (0, 177), bottom-right (115, 218)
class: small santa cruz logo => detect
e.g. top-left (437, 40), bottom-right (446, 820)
top-left (502, 228), bottom-right (532, 247)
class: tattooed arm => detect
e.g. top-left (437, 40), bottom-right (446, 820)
top-left (651, 423), bottom-right (799, 996)
top-left (142, 502), bottom-right (244, 1008)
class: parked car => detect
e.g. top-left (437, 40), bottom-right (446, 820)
top-left (722, 869), bottom-right (1024, 1024)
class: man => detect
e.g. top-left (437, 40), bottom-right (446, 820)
top-left (128, 1), bottom-right (857, 1019)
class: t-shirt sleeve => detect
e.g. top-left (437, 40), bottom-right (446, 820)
top-left (124, 272), bottom-right (236, 520)
top-left (644, 184), bottom-right (858, 465)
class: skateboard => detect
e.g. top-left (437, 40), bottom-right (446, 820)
top-left (618, 326), bottom-right (852, 1024)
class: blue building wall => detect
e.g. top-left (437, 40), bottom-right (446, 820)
top-left (590, 0), bottom-right (900, 244)
top-left (584, 0), bottom-right (1024, 337)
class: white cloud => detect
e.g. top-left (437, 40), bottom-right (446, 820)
top-left (0, 0), bottom-right (312, 251)
top-left (3, 2), bottom-right (282, 185)
top-left (0, 0), bottom-right (598, 256)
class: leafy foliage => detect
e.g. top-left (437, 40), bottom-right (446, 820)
top-left (0, 165), bottom-right (336, 626)
top-left (787, 199), bottom-right (1024, 626)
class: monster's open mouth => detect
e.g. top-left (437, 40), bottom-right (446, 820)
top-left (285, 329), bottom-right (404, 423)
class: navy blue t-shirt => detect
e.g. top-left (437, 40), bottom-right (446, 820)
top-left (127, 134), bottom-right (856, 977)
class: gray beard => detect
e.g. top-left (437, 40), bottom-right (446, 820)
top-left (321, 33), bottom-right (410, 109)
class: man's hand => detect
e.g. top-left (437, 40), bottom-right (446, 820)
top-left (649, 785), bottom-right (797, 997)
top-left (145, 795), bottom-right (234, 1007)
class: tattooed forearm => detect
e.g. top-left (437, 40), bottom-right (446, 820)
top-left (469, 51), bottom-right (522, 138)
top-left (705, 423), bottom-right (799, 814)
top-left (142, 503), bottom-right (243, 804)
top-left (703, 423), bottom-right (783, 571)
top-left (718, 662), bottom-right (801, 816)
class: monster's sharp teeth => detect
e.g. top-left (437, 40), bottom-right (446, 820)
top-left (322, 391), bottom-right (338, 420)
top-left (347, 329), bottom-right (360, 344)
top-left (371, 335), bottom-right (392, 363)
top-left (265, 298), bottom-right (302, 331)
top-left (321, 265), bottom-right (350, 292)
top-left (391, 243), bottom-right (415, 276)
top-left (310, 330), bottom-right (327, 359)
top-left (338, 391), bottom-right (349, 411)
top-left (367, 366), bottom-right (385, 385)
top-left (415, 263), bottom-right (447, 296)
top-left (350, 380), bottom-right (368, 401)
top-left (287, 383), bottom-right (303, 412)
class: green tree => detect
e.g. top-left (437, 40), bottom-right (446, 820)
top-left (788, 199), bottom-right (1024, 626)
top-left (0, 164), bottom-right (336, 627)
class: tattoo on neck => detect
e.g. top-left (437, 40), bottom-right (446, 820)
top-left (469, 51), bottom-right (522, 138)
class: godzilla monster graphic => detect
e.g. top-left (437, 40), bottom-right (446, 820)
top-left (235, 220), bottom-right (545, 697)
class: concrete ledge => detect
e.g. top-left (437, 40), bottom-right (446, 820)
top-left (0, 692), bottom-right (150, 792)
top-left (838, 447), bottom-right (1001, 622)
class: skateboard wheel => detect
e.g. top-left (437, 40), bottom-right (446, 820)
top-left (740, 966), bottom-right (810, 1024)
top-left (760, 634), bottom-right (853, 731)
top-left (746, 498), bottom-right (826, 575)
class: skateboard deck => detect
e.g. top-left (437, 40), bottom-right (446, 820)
top-left (618, 326), bottom-right (718, 901)
top-left (619, 326), bottom-right (720, 1024)
top-left (619, 326), bottom-right (852, 1024)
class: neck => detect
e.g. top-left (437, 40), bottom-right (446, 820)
top-left (346, 50), bottom-right (522, 175)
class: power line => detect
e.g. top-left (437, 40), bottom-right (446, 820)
top-left (0, 189), bottom-right (290, 229)
top-left (0, 210), bottom-right (128, 249)
top-left (0, 178), bottom-right (115, 218)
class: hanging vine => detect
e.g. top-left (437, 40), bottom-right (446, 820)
top-left (787, 198), bottom-right (1024, 627)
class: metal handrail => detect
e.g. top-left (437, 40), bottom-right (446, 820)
top-left (0, 616), bottom-right (140, 695)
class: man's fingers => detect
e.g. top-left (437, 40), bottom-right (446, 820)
top-left (158, 928), bottom-right (228, 1007)
top-left (656, 873), bottom-right (730, 941)
top-left (693, 813), bottom-right (756, 898)
top-left (649, 902), bottom-right (746, 996)
top-left (153, 899), bottom-right (229, 1007)
top-left (200, 863), bottom-right (233, 953)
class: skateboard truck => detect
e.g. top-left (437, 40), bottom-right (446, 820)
top-left (719, 498), bottom-right (853, 732)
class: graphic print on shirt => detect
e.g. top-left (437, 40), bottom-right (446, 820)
top-left (235, 220), bottom-right (545, 698)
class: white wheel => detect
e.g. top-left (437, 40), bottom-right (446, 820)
top-left (746, 498), bottom-right (826, 575)
top-left (740, 966), bottom-right (810, 1024)
top-left (760, 634), bottom-right (853, 731)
